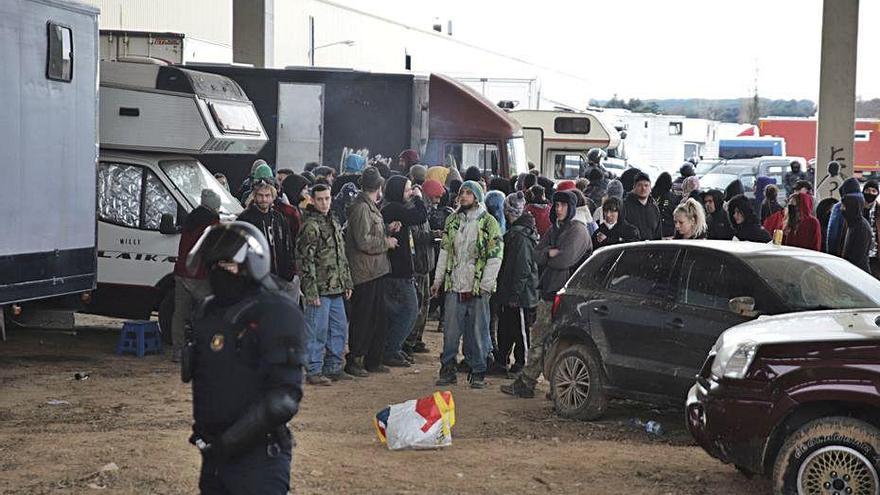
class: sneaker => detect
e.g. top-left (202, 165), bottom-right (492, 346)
top-left (382, 356), bottom-right (411, 368)
top-left (435, 364), bottom-right (458, 386)
top-left (468, 372), bottom-right (487, 389)
top-left (344, 357), bottom-right (369, 378)
top-left (306, 375), bottom-right (332, 386)
top-left (400, 351), bottom-right (415, 364)
top-left (456, 360), bottom-right (471, 374)
top-left (366, 364), bottom-right (390, 373)
top-left (411, 342), bottom-right (430, 354)
top-left (499, 379), bottom-right (535, 398)
top-left (326, 371), bottom-right (354, 381)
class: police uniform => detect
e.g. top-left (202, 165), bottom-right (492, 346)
top-left (184, 221), bottom-right (306, 495)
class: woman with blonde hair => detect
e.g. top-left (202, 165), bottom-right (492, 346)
top-left (673, 198), bottom-right (708, 239)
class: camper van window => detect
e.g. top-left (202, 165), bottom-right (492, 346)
top-left (554, 117), bottom-right (590, 135)
top-left (143, 172), bottom-right (177, 230)
top-left (444, 143), bottom-right (499, 176)
top-left (46, 23), bottom-right (73, 82)
top-left (97, 163), bottom-right (143, 228)
top-left (553, 154), bottom-right (585, 179)
top-left (160, 160), bottom-right (243, 215)
top-left (208, 101), bottom-right (263, 136)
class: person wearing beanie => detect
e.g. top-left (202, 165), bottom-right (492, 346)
top-left (170, 189), bottom-right (221, 362)
top-left (432, 178), bottom-right (503, 389)
top-left (672, 162), bottom-right (696, 196)
top-left (522, 172), bottom-right (538, 192)
top-left (619, 167), bottom-right (643, 193)
top-left (426, 165), bottom-right (451, 185)
top-left (525, 184), bottom-right (552, 237)
top-left (276, 173), bottom-right (312, 297)
top-left (825, 177), bottom-right (863, 254)
top-left (237, 158), bottom-right (269, 202)
top-left (239, 162), bottom-right (276, 204)
top-left (380, 175), bottom-right (429, 368)
top-left (494, 191), bottom-right (539, 375)
top-left (397, 149), bottom-right (421, 174)
top-left (464, 165), bottom-right (483, 183)
top-left (445, 167), bottom-right (463, 188)
top-left (502, 190), bottom-right (590, 399)
top-left (409, 164), bottom-right (428, 186)
top-left (537, 176), bottom-right (556, 198)
top-left (620, 172), bottom-right (662, 240)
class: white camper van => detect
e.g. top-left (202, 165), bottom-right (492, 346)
top-left (511, 110), bottom-right (621, 179)
top-left (84, 61), bottom-right (266, 332)
top-left (1, 0), bottom-right (99, 333)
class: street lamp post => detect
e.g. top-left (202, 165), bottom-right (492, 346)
top-left (309, 40), bottom-right (355, 66)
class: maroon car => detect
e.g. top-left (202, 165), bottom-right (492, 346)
top-left (687, 309), bottom-right (880, 495)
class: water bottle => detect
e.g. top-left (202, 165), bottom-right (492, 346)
top-left (645, 420), bottom-right (664, 436)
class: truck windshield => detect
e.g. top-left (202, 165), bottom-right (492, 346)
top-left (745, 254), bottom-right (880, 310)
top-left (506, 137), bottom-right (528, 176)
top-left (159, 160), bottom-right (243, 216)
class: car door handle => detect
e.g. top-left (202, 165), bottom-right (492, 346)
top-left (665, 318), bottom-right (684, 329)
top-left (592, 305), bottom-right (609, 316)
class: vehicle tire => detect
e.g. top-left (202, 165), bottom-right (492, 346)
top-left (158, 289), bottom-right (175, 346)
top-left (549, 344), bottom-right (607, 421)
top-left (772, 416), bottom-right (880, 495)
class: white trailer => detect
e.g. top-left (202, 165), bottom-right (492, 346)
top-left (100, 30), bottom-right (233, 65)
top-left (511, 110), bottom-right (621, 179)
top-left (0, 0), bottom-right (99, 334)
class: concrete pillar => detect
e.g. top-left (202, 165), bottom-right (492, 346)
top-left (233, 0), bottom-right (274, 67)
top-left (815, 0), bottom-right (859, 200)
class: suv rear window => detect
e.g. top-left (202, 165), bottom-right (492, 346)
top-left (570, 250), bottom-right (618, 289)
top-left (607, 249), bottom-right (678, 298)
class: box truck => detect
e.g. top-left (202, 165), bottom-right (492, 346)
top-left (82, 61), bottom-right (267, 335)
top-left (1, 0), bottom-right (100, 337)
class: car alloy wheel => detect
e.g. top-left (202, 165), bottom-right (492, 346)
top-left (549, 344), bottom-right (607, 420)
top-left (798, 446), bottom-right (879, 495)
top-left (555, 355), bottom-right (590, 412)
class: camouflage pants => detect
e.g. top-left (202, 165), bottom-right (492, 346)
top-left (519, 300), bottom-right (552, 388)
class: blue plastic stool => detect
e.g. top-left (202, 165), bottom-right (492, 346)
top-left (116, 321), bottom-right (163, 357)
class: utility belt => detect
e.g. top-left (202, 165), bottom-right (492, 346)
top-left (190, 424), bottom-right (293, 459)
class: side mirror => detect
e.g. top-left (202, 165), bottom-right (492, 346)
top-left (159, 213), bottom-right (179, 235)
top-left (729, 296), bottom-right (756, 316)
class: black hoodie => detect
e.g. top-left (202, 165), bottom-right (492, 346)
top-left (727, 194), bottom-right (771, 243)
top-left (381, 176), bottom-right (428, 278)
top-left (701, 189), bottom-right (735, 240)
top-left (842, 195), bottom-right (872, 272)
top-left (621, 192), bottom-right (662, 240)
top-left (725, 180), bottom-right (745, 203)
top-left (652, 172), bottom-right (677, 238)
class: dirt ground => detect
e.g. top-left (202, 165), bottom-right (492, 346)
top-left (0, 314), bottom-right (772, 494)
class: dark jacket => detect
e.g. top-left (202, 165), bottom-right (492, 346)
top-left (585, 177), bottom-right (608, 206)
top-left (727, 194), bottom-right (771, 243)
top-left (381, 176), bottom-right (428, 279)
top-left (495, 213), bottom-right (539, 308)
top-left (537, 192), bottom-right (592, 301)
top-left (592, 220), bottom-right (640, 248)
top-left (620, 192), bottom-right (662, 240)
top-left (724, 179), bottom-right (745, 203)
top-left (331, 173), bottom-right (360, 197)
top-left (701, 190), bottom-right (735, 240)
top-left (843, 196), bottom-right (872, 272)
top-left (345, 192), bottom-right (391, 285)
top-left (174, 206), bottom-right (220, 278)
top-left (238, 205), bottom-right (295, 281)
top-left (652, 172), bottom-right (677, 238)
top-left (274, 201), bottom-right (302, 274)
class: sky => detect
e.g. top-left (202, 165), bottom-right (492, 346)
top-left (334, 0), bottom-right (878, 102)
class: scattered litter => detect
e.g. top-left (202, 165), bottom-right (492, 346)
top-left (375, 391), bottom-right (455, 450)
top-left (630, 418), bottom-right (664, 436)
top-left (87, 482), bottom-right (106, 490)
top-left (74, 372), bottom-right (90, 381)
top-left (46, 399), bottom-right (70, 405)
top-left (99, 463), bottom-right (118, 473)
top-left (456, 473), bottom-right (464, 479)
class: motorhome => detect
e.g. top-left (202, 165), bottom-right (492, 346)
top-left (1, 0), bottom-right (100, 334)
top-left (188, 66), bottom-right (528, 183)
top-left (84, 61), bottom-right (267, 334)
top-left (510, 110), bottom-right (621, 179)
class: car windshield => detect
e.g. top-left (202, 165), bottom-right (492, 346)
top-left (159, 159), bottom-right (243, 216)
top-left (695, 159), bottom-right (723, 175)
top-left (699, 173), bottom-right (738, 190)
top-left (745, 254), bottom-right (880, 310)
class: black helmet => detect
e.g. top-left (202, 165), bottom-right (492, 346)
top-left (679, 163), bottom-right (695, 177)
top-left (586, 148), bottom-right (606, 165)
top-left (789, 161), bottom-right (801, 173)
top-left (187, 221), bottom-right (271, 283)
top-left (686, 156), bottom-right (699, 166)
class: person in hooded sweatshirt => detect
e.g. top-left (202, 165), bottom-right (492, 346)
top-left (783, 160), bottom-right (808, 196)
top-left (727, 194), bottom-right (772, 243)
top-left (593, 196), bottom-right (640, 248)
top-left (699, 189), bottom-right (735, 240)
top-left (332, 154), bottom-right (366, 197)
top-left (652, 172), bottom-right (677, 238)
top-left (380, 175), bottom-right (428, 368)
top-left (724, 179), bottom-right (745, 204)
top-left (484, 190), bottom-right (507, 235)
top-left (841, 193), bottom-right (872, 272)
top-left (526, 184), bottom-right (552, 237)
top-left (752, 176), bottom-right (777, 219)
top-left (619, 167), bottom-right (643, 194)
top-left (826, 178), bottom-right (863, 255)
top-left (774, 192), bottom-right (822, 251)
top-left (585, 167), bottom-right (608, 206)
top-left (620, 172), bottom-right (662, 240)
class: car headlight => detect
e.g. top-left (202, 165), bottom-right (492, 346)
top-left (711, 341), bottom-right (758, 380)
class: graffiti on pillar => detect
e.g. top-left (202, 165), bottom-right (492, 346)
top-left (816, 146), bottom-right (849, 199)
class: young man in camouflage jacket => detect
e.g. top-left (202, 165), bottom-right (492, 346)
top-left (296, 183), bottom-right (354, 385)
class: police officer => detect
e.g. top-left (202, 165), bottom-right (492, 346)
top-left (582, 147), bottom-right (608, 179)
top-left (183, 221), bottom-right (305, 495)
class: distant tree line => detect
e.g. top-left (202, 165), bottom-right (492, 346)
top-left (589, 95), bottom-right (817, 123)
top-left (857, 98), bottom-right (880, 119)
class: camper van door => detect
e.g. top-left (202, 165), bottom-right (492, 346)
top-left (277, 82), bottom-right (324, 171)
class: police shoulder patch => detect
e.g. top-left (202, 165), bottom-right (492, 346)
top-left (210, 333), bottom-right (225, 352)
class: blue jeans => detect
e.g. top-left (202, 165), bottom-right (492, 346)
top-left (303, 295), bottom-right (348, 376)
top-left (383, 278), bottom-right (419, 360)
top-left (441, 293), bottom-right (491, 374)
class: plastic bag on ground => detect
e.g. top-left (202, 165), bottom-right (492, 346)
top-left (374, 391), bottom-right (455, 450)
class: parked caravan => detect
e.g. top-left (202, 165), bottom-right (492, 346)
top-left (84, 61), bottom-right (266, 332)
top-left (510, 110), bottom-right (621, 179)
top-left (1, 0), bottom-right (100, 332)
top-left (192, 66), bottom-right (527, 184)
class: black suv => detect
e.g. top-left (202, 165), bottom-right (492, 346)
top-left (544, 240), bottom-right (880, 420)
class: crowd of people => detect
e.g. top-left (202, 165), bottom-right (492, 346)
top-left (172, 148), bottom-right (880, 396)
